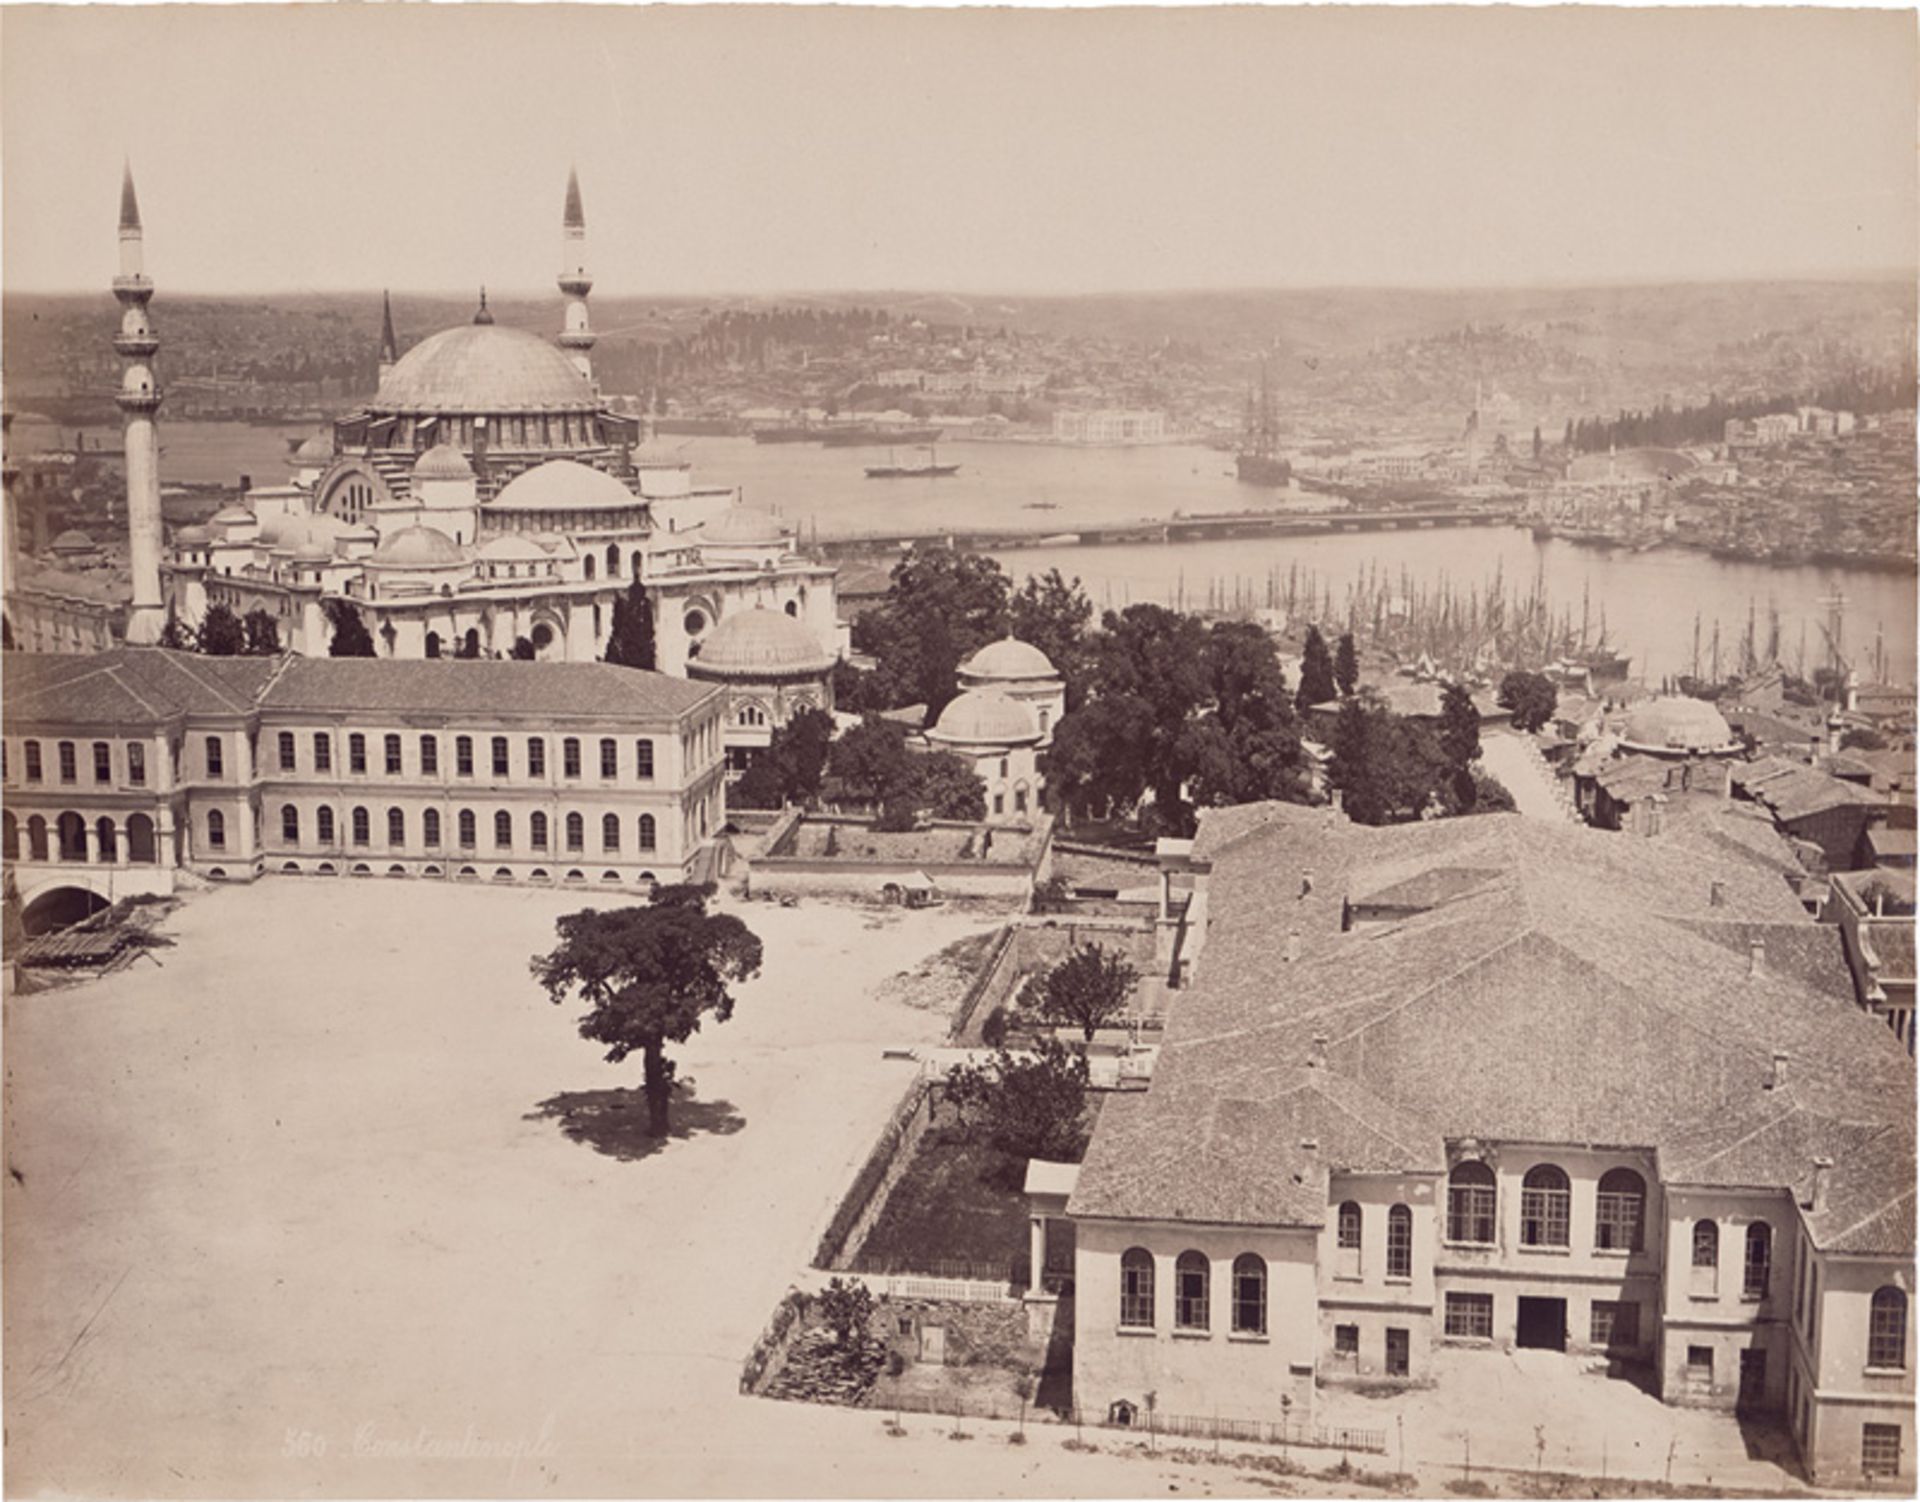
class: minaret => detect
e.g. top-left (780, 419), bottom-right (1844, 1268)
top-left (114, 163), bottom-right (166, 646)
top-left (2, 407), bottom-right (19, 610)
top-left (557, 167), bottom-right (596, 385)
top-left (377, 290), bottom-right (399, 385)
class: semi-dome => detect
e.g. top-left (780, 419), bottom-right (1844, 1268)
top-left (1621, 695), bottom-right (1738, 754)
top-left (700, 505), bottom-right (788, 547)
top-left (365, 525), bottom-right (467, 570)
top-left (688, 608), bottom-right (834, 678)
top-left (411, 442), bottom-right (475, 483)
top-left (961, 635), bottom-right (1058, 683)
top-left (292, 433), bottom-right (333, 465)
top-left (208, 504), bottom-right (256, 528)
top-left (373, 324), bottom-right (597, 415)
top-left (928, 688), bottom-right (1040, 747)
top-left (489, 458), bottom-right (639, 512)
top-left (476, 534), bottom-right (554, 563)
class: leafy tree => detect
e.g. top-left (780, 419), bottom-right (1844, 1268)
top-left (195, 603), bottom-right (247, 656)
top-left (1024, 944), bottom-right (1139, 1043)
top-left (1497, 670), bottom-right (1558, 733)
top-left (324, 598), bottom-right (377, 658)
top-left (603, 578), bottom-right (657, 671)
top-left (914, 751), bottom-right (988, 822)
top-left (1329, 692), bottom-right (1457, 826)
top-left (730, 707), bottom-right (835, 810)
top-left (1334, 632), bottom-right (1360, 698)
top-left (827, 715), bottom-right (984, 823)
top-left (1438, 681), bottom-right (1481, 769)
top-left (1009, 568), bottom-right (1094, 709)
top-left (511, 636), bottom-right (537, 661)
top-left (817, 1277), bottom-right (874, 1351)
top-left (851, 546), bottom-right (1010, 715)
top-left (945, 1039), bottom-right (1091, 1162)
top-left (1472, 771), bottom-right (1517, 812)
top-left (829, 658), bottom-right (883, 714)
top-left (156, 608), bottom-right (192, 650)
top-left (1295, 625), bottom-right (1337, 713)
top-left (242, 607), bottom-right (282, 656)
top-left (829, 715), bottom-right (919, 809)
top-left (531, 885), bottom-right (764, 1137)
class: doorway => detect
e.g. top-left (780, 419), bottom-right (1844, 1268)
top-left (1738, 1348), bottom-right (1767, 1412)
top-left (1515, 1297), bottom-right (1567, 1351)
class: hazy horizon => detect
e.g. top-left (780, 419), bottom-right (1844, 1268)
top-left (4, 6), bottom-right (1915, 299)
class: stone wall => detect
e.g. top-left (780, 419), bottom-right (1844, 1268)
top-left (812, 1078), bottom-right (940, 1271)
top-left (872, 1293), bottom-right (1031, 1369)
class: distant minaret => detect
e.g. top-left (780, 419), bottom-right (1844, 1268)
top-left (557, 167), bottom-right (596, 385)
top-left (2, 408), bottom-right (19, 610)
top-left (114, 164), bottom-right (166, 646)
top-left (378, 289), bottom-right (399, 385)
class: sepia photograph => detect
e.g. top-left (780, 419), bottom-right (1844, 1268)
top-left (1, 4), bottom-right (1915, 1498)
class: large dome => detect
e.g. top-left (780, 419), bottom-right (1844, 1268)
top-left (1621, 695), bottom-right (1738, 753)
top-left (489, 459), bottom-right (639, 512)
top-left (928, 688), bottom-right (1040, 747)
top-left (688, 608), bottom-right (834, 679)
top-left (374, 324), bottom-right (597, 415)
top-left (961, 635), bottom-right (1057, 683)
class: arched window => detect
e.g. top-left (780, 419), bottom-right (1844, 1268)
top-left (1337, 1202), bottom-right (1363, 1277)
top-left (425, 631), bottom-right (441, 659)
top-left (1743, 1222), bottom-right (1772, 1300)
top-left (1119, 1248), bottom-right (1154, 1328)
top-left (316, 807), bottom-right (335, 845)
top-left (495, 811), bottom-right (513, 849)
top-left (1520, 1165), bottom-right (1570, 1247)
top-left (282, 805), bottom-right (300, 843)
top-left (388, 808), bottom-right (405, 847)
top-left (1175, 1251), bottom-right (1210, 1330)
top-left (603, 813), bottom-right (620, 853)
top-left (278, 731), bottom-right (297, 771)
top-left (1870, 1287), bottom-right (1908, 1369)
top-left (600, 738), bottom-right (618, 779)
top-left (423, 809), bottom-right (441, 847)
top-left (565, 812), bottom-right (584, 852)
top-left (563, 738), bottom-right (582, 778)
top-left (1595, 1168), bottom-right (1646, 1252)
top-left (206, 809), bottom-right (226, 851)
top-left (1, 812), bottom-right (16, 862)
top-left (1691, 1219), bottom-right (1720, 1296)
top-left (635, 739), bottom-right (654, 779)
top-left (458, 809), bottom-right (476, 849)
top-left (204, 736), bottom-right (224, 779)
top-left (1231, 1253), bottom-right (1267, 1336)
top-left (531, 812), bottom-right (549, 850)
top-left (313, 732), bottom-right (332, 772)
top-left (1447, 1160), bottom-right (1497, 1245)
top-left (583, 554), bottom-right (596, 581)
top-left (1387, 1204), bottom-right (1413, 1279)
top-left (351, 807), bottom-right (370, 847)
top-left (606, 543), bottom-right (620, 575)
top-left (638, 813), bottom-right (657, 851)
top-left (26, 814), bottom-right (48, 861)
top-left (95, 817), bottom-right (116, 862)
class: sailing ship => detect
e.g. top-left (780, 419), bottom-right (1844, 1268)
top-left (865, 445), bottom-right (960, 480)
top-left (1234, 361), bottom-right (1292, 486)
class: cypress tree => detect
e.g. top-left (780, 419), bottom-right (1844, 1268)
top-left (1295, 625), bottom-right (1337, 714)
top-left (604, 578), bottom-right (657, 671)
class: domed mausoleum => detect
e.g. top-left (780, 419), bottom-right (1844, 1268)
top-left (686, 606), bottom-right (837, 773)
top-left (957, 634), bottom-right (1066, 746)
top-left (927, 685), bottom-right (1045, 820)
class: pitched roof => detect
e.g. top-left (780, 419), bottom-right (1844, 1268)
top-left (263, 658), bottom-right (718, 721)
top-left (3, 648), bottom-right (280, 726)
top-left (1070, 809), bottom-right (1914, 1255)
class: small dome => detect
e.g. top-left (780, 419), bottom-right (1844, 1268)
top-left (489, 458), bottom-right (638, 512)
top-left (49, 529), bottom-right (97, 553)
top-left (292, 537), bottom-right (335, 564)
top-left (292, 433), bottom-right (333, 465)
top-left (688, 608), bottom-right (834, 678)
top-left (412, 443), bottom-right (474, 483)
top-left (701, 506), bottom-right (788, 547)
top-left (366, 525), bottom-right (467, 569)
top-left (1622, 695), bottom-right (1737, 753)
top-left (208, 504), bottom-right (256, 528)
top-left (173, 524), bottom-right (211, 546)
top-left (373, 323), bottom-right (597, 414)
top-left (929, 688), bottom-right (1040, 747)
top-left (961, 635), bottom-right (1057, 683)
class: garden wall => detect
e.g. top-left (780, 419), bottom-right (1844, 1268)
top-left (812, 1078), bottom-right (944, 1272)
top-left (872, 1295), bottom-right (1029, 1369)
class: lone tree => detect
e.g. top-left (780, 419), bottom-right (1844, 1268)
top-left (817, 1276), bottom-right (875, 1352)
top-left (324, 598), bottom-right (377, 658)
top-left (242, 607), bottom-right (282, 657)
top-left (1295, 625), bottom-right (1337, 713)
top-left (532, 885), bottom-right (763, 1138)
top-left (195, 603), bottom-right (247, 656)
top-left (1026, 943), bottom-right (1139, 1043)
top-left (1438, 681), bottom-right (1482, 811)
top-left (1497, 670), bottom-right (1558, 733)
top-left (1334, 632), bottom-right (1360, 698)
top-left (945, 1039), bottom-right (1091, 1162)
top-left (604, 578), bottom-right (657, 671)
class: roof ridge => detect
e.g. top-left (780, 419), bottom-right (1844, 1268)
top-left (1821, 1186), bottom-right (1917, 1252)
top-left (1305, 1075), bottom-right (1432, 1165)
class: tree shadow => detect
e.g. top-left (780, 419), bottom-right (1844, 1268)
top-left (524, 1085), bottom-right (745, 1162)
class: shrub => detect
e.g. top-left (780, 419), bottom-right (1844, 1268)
top-left (981, 1006), bottom-right (1008, 1048)
top-left (887, 1349), bottom-right (907, 1378)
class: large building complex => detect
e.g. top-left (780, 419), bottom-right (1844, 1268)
top-left (1064, 804), bottom-right (1915, 1488)
top-left (3, 648), bottom-right (728, 932)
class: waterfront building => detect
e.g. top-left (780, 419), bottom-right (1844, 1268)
top-left (114, 169), bottom-right (842, 672)
top-left (2, 648), bottom-right (729, 933)
top-left (1050, 409), bottom-right (1168, 445)
top-left (1062, 807), bottom-right (1914, 1488)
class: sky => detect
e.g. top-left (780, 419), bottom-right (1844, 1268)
top-left (2, 5), bottom-right (1915, 297)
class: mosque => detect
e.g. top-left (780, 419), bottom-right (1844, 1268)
top-left (117, 168), bottom-right (845, 754)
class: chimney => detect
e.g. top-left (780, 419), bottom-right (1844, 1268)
top-left (1285, 927), bottom-right (1303, 964)
top-left (1807, 1156), bottom-right (1832, 1215)
top-left (1300, 868), bottom-right (1315, 898)
top-left (1766, 1050), bottom-right (1789, 1090)
top-left (1308, 1034), bottom-right (1328, 1070)
top-left (1709, 879), bottom-right (1727, 909)
top-left (1748, 937), bottom-right (1765, 978)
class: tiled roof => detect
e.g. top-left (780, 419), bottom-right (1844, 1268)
top-left (263, 658), bottom-right (718, 721)
top-left (3, 648), bottom-right (280, 725)
top-left (1733, 760), bottom-right (1883, 822)
top-left (1070, 809), bottom-right (1914, 1256)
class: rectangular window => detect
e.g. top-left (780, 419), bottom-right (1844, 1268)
top-left (1445, 1293), bottom-right (1493, 1340)
top-left (314, 733), bottom-right (332, 773)
top-left (1386, 1210), bottom-right (1413, 1280)
top-left (456, 737), bottom-right (473, 777)
top-left (1520, 1186), bottom-right (1569, 1248)
top-left (93, 742), bottom-right (112, 783)
top-left (420, 735), bottom-right (438, 776)
top-left (1594, 1193), bottom-right (1643, 1252)
top-left (1334, 1324), bottom-right (1359, 1357)
top-left (127, 743), bottom-right (146, 786)
top-left (278, 731), bottom-right (296, 771)
top-left (1590, 1301), bottom-right (1638, 1350)
top-left (636, 739), bottom-right (654, 779)
top-left (59, 741), bottom-right (77, 783)
top-left (1448, 1184), bottom-right (1496, 1245)
top-left (492, 737), bottom-right (509, 777)
top-left (1744, 1228), bottom-right (1772, 1301)
top-left (1385, 1327), bottom-right (1410, 1377)
top-left (1687, 1345), bottom-right (1713, 1380)
top-left (1863, 1424), bottom-right (1902, 1479)
top-left (528, 739), bottom-right (546, 778)
top-left (205, 737), bottom-right (224, 779)
top-left (1119, 1257), bottom-right (1153, 1329)
top-left (601, 739), bottom-right (618, 779)
top-left (563, 738), bottom-right (582, 778)
top-left (25, 741), bottom-right (42, 782)
top-left (385, 734), bottom-right (403, 775)
top-left (349, 734), bottom-right (366, 775)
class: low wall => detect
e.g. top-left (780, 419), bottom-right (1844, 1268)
top-left (872, 1293), bottom-right (1030, 1369)
top-left (813, 1078), bottom-right (941, 1272)
top-left (749, 858), bottom-right (1035, 907)
top-left (739, 1286), bottom-right (814, 1396)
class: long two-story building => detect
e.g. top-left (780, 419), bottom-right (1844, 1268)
top-left (3, 648), bottom-right (726, 932)
top-left (1065, 805), bottom-right (1914, 1488)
